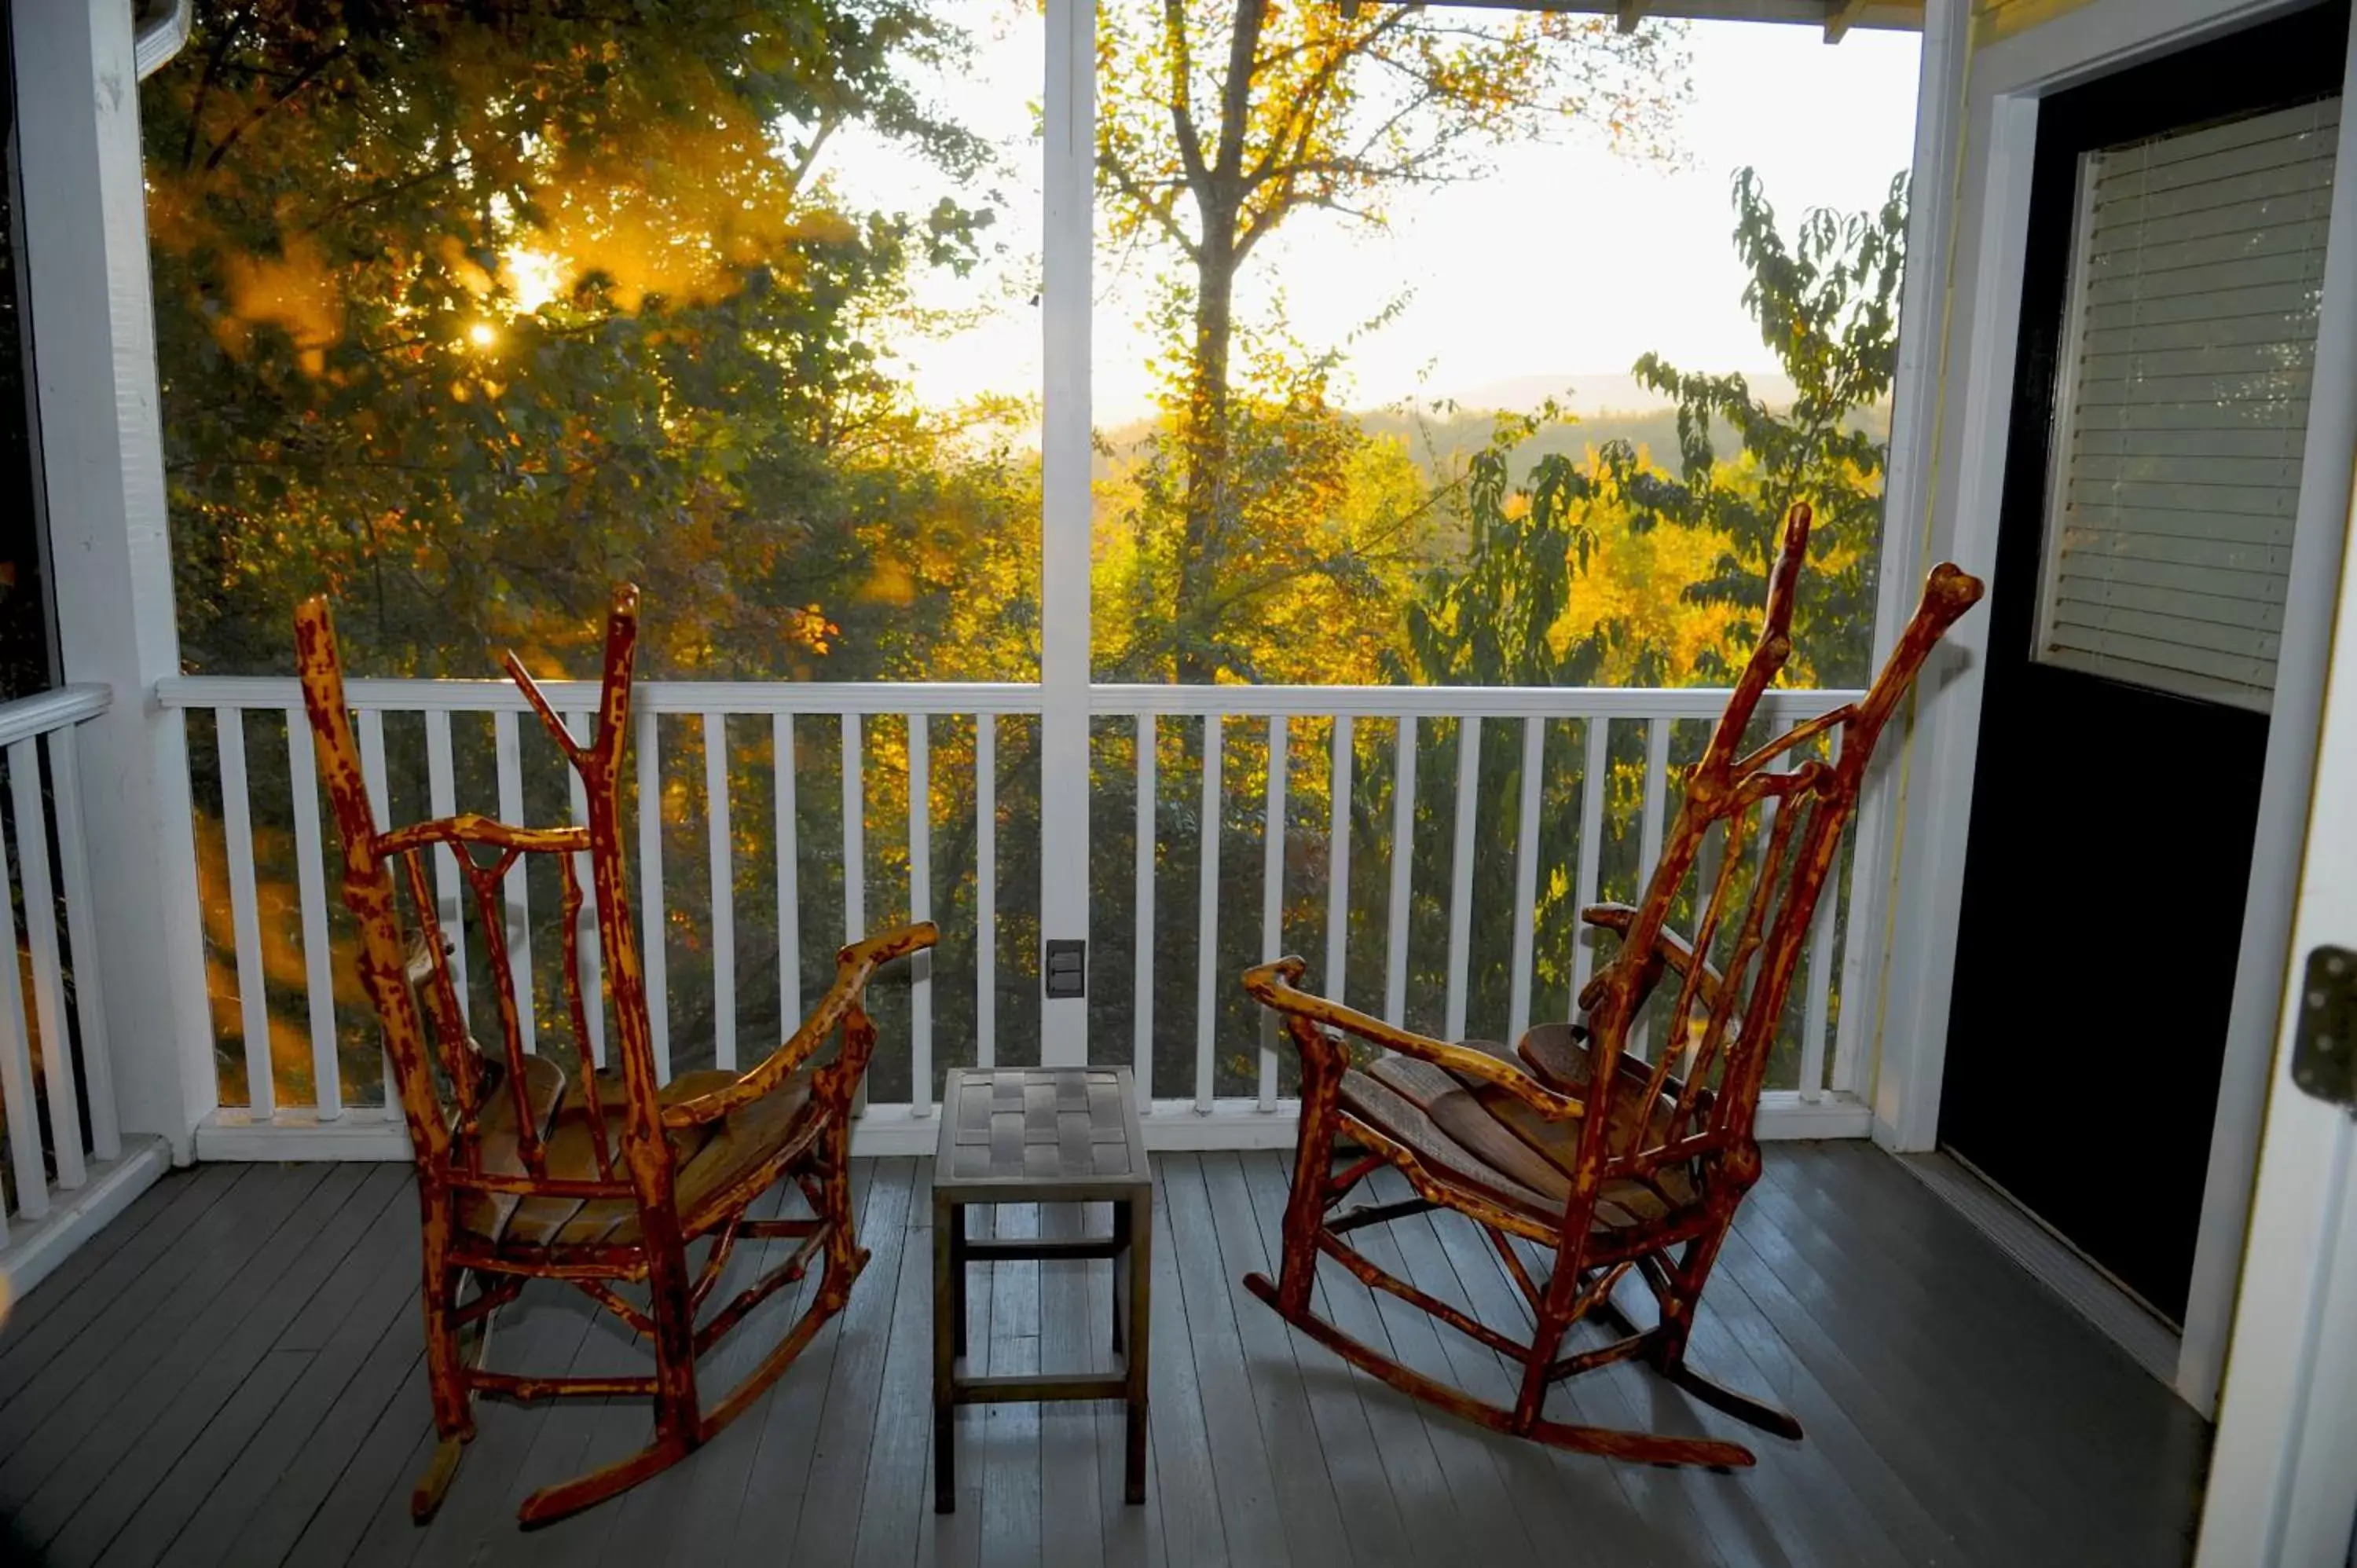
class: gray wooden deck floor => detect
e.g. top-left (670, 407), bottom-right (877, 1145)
top-left (0, 1143), bottom-right (2209, 1567)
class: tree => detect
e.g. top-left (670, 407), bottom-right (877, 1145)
top-left (1096, 0), bottom-right (1686, 679)
top-left (145, 0), bottom-right (1021, 681)
top-left (1617, 167), bottom-right (1909, 686)
top-left (145, 0), bottom-right (1050, 1097)
top-left (1092, 328), bottom-right (1431, 683)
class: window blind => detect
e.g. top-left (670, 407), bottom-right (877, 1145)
top-left (2033, 96), bottom-right (2341, 713)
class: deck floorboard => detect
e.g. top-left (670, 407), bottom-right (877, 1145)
top-left (0, 1145), bottom-right (2210, 1567)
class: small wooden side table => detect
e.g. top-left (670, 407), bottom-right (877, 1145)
top-left (933, 1066), bottom-right (1151, 1513)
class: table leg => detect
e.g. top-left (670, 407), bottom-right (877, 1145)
top-left (1110, 1199), bottom-right (1131, 1355)
top-left (933, 1192), bottom-right (956, 1514)
top-left (950, 1202), bottom-right (967, 1360)
top-left (1123, 1189), bottom-right (1151, 1506)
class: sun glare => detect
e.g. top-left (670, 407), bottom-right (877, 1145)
top-left (502, 247), bottom-right (566, 313)
top-left (466, 321), bottom-right (498, 349)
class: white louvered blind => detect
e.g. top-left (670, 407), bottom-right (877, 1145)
top-left (2033, 96), bottom-right (2341, 713)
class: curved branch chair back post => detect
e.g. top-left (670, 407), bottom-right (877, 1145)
top-left (1243, 504), bottom-right (1984, 1468)
top-left (295, 584), bottom-right (936, 1526)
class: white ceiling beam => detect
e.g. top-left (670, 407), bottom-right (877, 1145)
top-left (1418, 1), bottom-right (1923, 31)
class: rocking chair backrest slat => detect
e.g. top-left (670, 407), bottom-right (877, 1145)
top-left (1578, 505), bottom-right (1985, 1200)
top-left (295, 587), bottom-right (662, 1203)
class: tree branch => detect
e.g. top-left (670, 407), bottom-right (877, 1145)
top-left (1159, 0), bottom-right (1209, 186)
top-left (1101, 148), bottom-right (1200, 261)
top-left (1211, 0), bottom-right (1270, 181)
top-left (203, 42), bottom-right (350, 173)
top-left (783, 112), bottom-right (841, 204)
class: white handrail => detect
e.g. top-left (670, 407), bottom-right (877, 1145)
top-left (158, 675), bottom-right (1863, 722)
top-left (159, 676), bottom-right (1046, 715)
top-left (1092, 683), bottom-right (1862, 719)
top-left (0, 684), bottom-right (108, 749)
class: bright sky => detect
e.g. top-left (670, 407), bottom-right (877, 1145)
top-left (823, 12), bottom-right (1923, 427)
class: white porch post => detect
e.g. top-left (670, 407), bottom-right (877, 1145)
top-left (14, 0), bottom-right (214, 1158)
top-left (1856, 0), bottom-right (1978, 1149)
top-left (1039, 0), bottom-right (1094, 1066)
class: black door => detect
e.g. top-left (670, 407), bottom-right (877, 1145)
top-left (1941, 2), bottom-right (2348, 1325)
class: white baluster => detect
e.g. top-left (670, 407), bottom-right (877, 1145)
top-left (841, 713), bottom-right (863, 1117)
top-left (636, 707), bottom-right (669, 1082)
top-left (909, 714), bottom-right (932, 1113)
top-left (48, 728), bottom-right (119, 1161)
top-left (704, 713), bottom-right (736, 1073)
top-left (11, 738), bottom-right (81, 1186)
top-left (1507, 716), bottom-right (1545, 1049)
top-left (1571, 717), bottom-right (1610, 1004)
top-left (841, 713), bottom-right (865, 940)
top-left (1130, 713), bottom-right (1150, 1105)
top-left (285, 709), bottom-right (341, 1119)
top-left (358, 709), bottom-right (397, 1117)
top-left (1194, 714), bottom-right (1221, 1113)
top-left (423, 709), bottom-right (467, 1023)
top-left (1384, 716), bottom-right (1416, 1030)
top-left (1632, 716), bottom-right (1671, 1057)
top-left (1324, 716), bottom-right (1352, 1010)
top-left (1800, 732), bottom-right (1844, 1101)
top-left (773, 713), bottom-right (800, 1029)
top-left (977, 713), bottom-right (996, 1072)
top-left (218, 709), bottom-right (274, 1119)
top-left (568, 712), bottom-right (605, 1069)
top-left (494, 709), bottom-right (534, 1057)
top-left (0, 799), bottom-right (45, 1219)
top-left (1443, 717), bottom-right (1480, 1043)
top-left (1259, 715), bottom-right (1286, 1112)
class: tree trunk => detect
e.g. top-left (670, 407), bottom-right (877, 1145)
top-left (1177, 223), bottom-right (1236, 684)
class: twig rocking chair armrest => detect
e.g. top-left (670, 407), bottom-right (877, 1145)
top-left (661, 921), bottom-right (940, 1130)
top-left (1243, 956), bottom-right (1585, 1123)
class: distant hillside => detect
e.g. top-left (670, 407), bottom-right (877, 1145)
top-left (1434, 371), bottom-right (1801, 418)
top-left (1094, 384), bottom-right (1888, 487)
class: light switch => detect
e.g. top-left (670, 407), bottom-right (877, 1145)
top-left (1043, 939), bottom-right (1085, 999)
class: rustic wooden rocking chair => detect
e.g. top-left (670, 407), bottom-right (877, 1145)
top-left (295, 584), bottom-right (935, 1526)
top-left (1244, 504), bottom-right (1982, 1468)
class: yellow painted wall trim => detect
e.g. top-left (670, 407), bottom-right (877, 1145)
top-left (1975, 0), bottom-right (2098, 46)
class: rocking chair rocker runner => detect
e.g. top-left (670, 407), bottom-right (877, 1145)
top-left (1244, 504), bottom-right (1983, 1469)
top-left (295, 584), bottom-right (936, 1526)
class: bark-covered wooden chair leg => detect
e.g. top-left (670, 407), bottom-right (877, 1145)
top-left (411, 1244), bottom-right (475, 1520)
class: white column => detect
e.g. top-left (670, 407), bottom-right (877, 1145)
top-left (1038, 0), bottom-right (1094, 1065)
top-left (1845, 0), bottom-right (1970, 1146)
top-left (14, 0), bottom-right (214, 1159)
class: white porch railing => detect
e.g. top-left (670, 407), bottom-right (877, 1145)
top-left (0, 685), bottom-right (151, 1273)
top-left (156, 677), bottom-right (1871, 1159)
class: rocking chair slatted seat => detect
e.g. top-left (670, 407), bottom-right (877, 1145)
top-left (295, 584), bottom-right (936, 1526)
top-left (1244, 504), bottom-right (1982, 1469)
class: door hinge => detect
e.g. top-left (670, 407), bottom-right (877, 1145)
top-left (2290, 946), bottom-right (2357, 1112)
